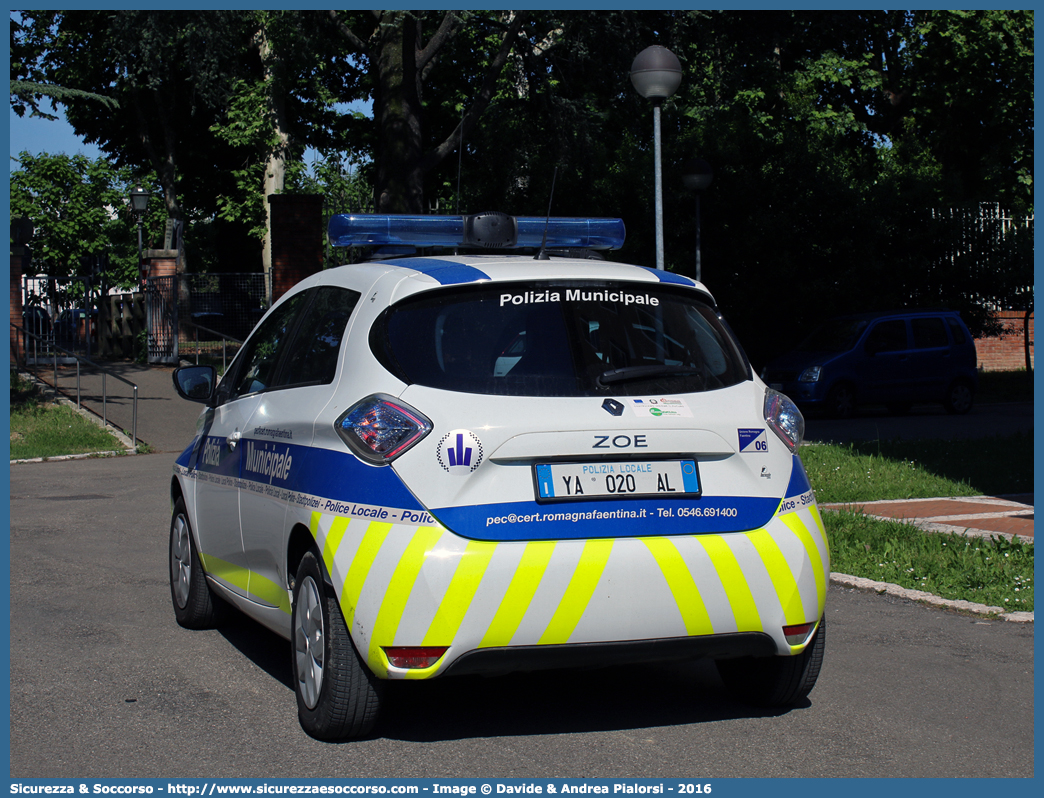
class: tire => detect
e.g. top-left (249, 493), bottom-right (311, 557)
top-left (292, 550), bottom-right (383, 741)
top-left (944, 379), bottom-right (974, 415)
top-left (169, 497), bottom-right (223, 629)
top-left (716, 618), bottom-right (825, 707)
top-left (825, 384), bottom-right (856, 419)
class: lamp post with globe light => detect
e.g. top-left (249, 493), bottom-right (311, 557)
top-left (129, 186), bottom-right (150, 281)
top-left (681, 158), bottom-right (713, 283)
top-left (630, 45), bottom-right (682, 271)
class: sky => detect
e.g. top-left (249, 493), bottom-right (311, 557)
top-left (9, 106), bottom-right (104, 170)
top-left (8, 101), bottom-right (372, 174)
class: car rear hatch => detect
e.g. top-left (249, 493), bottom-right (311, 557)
top-left (367, 276), bottom-right (803, 541)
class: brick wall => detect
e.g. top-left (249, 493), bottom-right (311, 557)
top-left (975, 310), bottom-right (1033, 371)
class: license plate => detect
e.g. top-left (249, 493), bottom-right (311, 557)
top-left (534, 460), bottom-right (700, 502)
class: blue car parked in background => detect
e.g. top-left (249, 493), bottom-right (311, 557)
top-left (762, 309), bottom-right (978, 418)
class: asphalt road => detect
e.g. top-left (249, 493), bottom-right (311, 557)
top-left (9, 453), bottom-right (1034, 778)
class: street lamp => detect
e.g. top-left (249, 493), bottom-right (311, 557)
top-left (630, 45), bottom-right (682, 270)
top-left (681, 158), bottom-right (713, 283)
top-left (129, 186), bottom-right (150, 278)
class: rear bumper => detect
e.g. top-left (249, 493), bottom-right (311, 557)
top-left (312, 497), bottom-right (830, 681)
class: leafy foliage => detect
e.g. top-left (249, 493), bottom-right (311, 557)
top-left (9, 9), bottom-right (1033, 346)
top-left (9, 152), bottom-right (155, 287)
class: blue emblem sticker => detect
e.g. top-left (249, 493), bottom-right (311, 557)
top-left (738, 428), bottom-right (768, 453)
top-left (436, 430), bottom-right (484, 474)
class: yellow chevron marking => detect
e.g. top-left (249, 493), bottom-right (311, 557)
top-left (479, 541), bottom-right (556, 648)
top-left (539, 539), bottom-right (614, 645)
top-left (320, 516), bottom-right (350, 578)
top-left (781, 513), bottom-right (828, 613)
top-left (368, 526), bottom-right (445, 676)
top-left (694, 535), bottom-right (763, 632)
top-left (746, 528), bottom-right (805, 625)
top-left (422, 541), bottom-right (497, 647)
top-left (339, 521), bottom-right (392, 629)
top-left (809, 505), bottom-right (830, 556)
top-left (641, 537), bottom-right (714, 636)
top-left (198, 553), bottom-right (290, 614)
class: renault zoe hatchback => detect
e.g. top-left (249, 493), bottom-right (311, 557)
top-left (170, 213), bottom-right (829, 740)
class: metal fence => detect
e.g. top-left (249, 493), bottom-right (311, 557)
top-left (176, 273), bottom-right (268, 366)
top-left (146, 275), bottom-right (179, 364)
top-left (11, 322), bottom-right (139, 449)
top-left (21, 274), bottom-right (100, 363)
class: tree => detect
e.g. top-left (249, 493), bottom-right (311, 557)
top-left (325, 10), bottom-right (528, 212)
top-left (9, 11), bottom-right (118, 120)
top-left (9, 152), bottom-right (154, 288)
top-left (25, 11), bottom-right (257, 232)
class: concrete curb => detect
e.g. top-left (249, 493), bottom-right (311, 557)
top-left (831, 572), bottom-right (1034, 623)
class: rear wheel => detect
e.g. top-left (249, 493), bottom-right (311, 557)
top-left (169, 497), bottom-right (223, 629)
top-left (944, 379), bottom-right (974, 414)
top-left (716, 619), bottom-right (825, 707)
top-left (292, 550), bottom-right (382, 740)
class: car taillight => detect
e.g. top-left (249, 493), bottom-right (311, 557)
top-left (764, 388), bottom-right (804, 453)
top-left (335, 394), bottom-right (432, 464)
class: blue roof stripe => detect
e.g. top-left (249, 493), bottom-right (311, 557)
top-left (639, 266), bottom-right (697, 287)
top-left (390, 258), bottom-right (491, 285)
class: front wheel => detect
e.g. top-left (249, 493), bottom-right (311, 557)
top-left (169, 496), bottom-right (223, 629)
top-left (292, 551), bottom-right (383, 740)
top-left (716, 618), bottom-right (825, 707)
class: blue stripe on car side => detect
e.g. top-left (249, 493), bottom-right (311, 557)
top-left (783, 454), bottom-right (813, 499)
top-left (390, 258), bottom-right (492, 285)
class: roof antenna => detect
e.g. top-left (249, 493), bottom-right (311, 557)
top-left (455, 106), bottom-right (465, 216)
top-left (534, 167), bottom-right (558, 261)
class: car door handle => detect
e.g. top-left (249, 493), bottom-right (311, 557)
top-left (227, 429), bottom-right (241, 450)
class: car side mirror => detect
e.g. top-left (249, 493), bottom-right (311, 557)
top-left (173, 365), bottom-right (217, 405)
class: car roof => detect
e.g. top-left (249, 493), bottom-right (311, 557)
top-left (826, 308), bottom-right (962, 323)
top-left (296, 253), bottom-right (717, 305)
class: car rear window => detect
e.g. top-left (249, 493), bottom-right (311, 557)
top-left (372, 281), bottom-right (750, 397)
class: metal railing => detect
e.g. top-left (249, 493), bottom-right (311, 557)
top-left (12, 322), bottom-right (139, 450)
top-left (181, 320), bottom-right (244, 373)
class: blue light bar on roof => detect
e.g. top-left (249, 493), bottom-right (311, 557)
top-left (328, 214), bottom-right (626, 250)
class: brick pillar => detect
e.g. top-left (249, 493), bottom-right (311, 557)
top-left (270, 194), bottom-right (324, 303)
top-left (10, 245), bottom-right (27, 365)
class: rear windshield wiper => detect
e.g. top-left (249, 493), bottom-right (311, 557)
top-left (597, 364), bottom-right (703, 386)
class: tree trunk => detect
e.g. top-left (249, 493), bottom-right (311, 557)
top-left (259, 27), bottom-right (291, 299)
top-left (373, 12), bottom-right (425, 213)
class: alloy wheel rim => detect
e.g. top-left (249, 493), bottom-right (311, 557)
top-left (171, 514), bottom-right (192, 608)
top-left (294, 576), bottom-right (325, 710)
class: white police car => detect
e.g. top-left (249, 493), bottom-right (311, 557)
top-left (170, 213), bottom-right (829, 741)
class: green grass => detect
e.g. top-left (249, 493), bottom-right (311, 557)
top-left (825, 511), bottom-right (1033, 611)
top-left (801, 433), bottom-right (1033, 503)
top-left (800, 432), bottom-right (1034, 611)
top-left (10, 372), bottom-right (125, 460)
